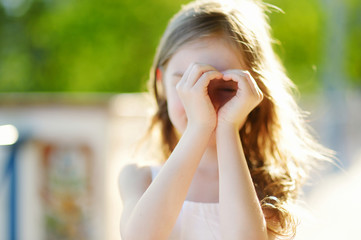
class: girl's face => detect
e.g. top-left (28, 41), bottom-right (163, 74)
top-left (162, 36), bottom-right (245, 135)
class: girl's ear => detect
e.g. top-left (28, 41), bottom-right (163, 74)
top-left (156, 68), bottom-right (163, 82)
top-left (156, 68), bottom-right (165, 98)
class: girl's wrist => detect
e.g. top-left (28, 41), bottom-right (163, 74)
top-left (217, 120), bottom-right (239, 131)
top-left (217, 117), bottom-right (246, 132)
top-left (186, 122), bottom-right (215, 136)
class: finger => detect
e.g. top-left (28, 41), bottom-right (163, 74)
top-left (222, 69), bottom-right (248, 82)
top-left (181, 62), bottom-right (197, 82)
top-left (223, 70), bottom-right (259, 97)
top-left (185, 63), bottom-right (218, 87)
top-left (222, 72), bottom-right (246, 88)
top-left (177, 62), bottom-right (196, 88)
top-left (193, 70), bottom-right (223, 91)
top-left (241, 71), bottom-right (263, 100)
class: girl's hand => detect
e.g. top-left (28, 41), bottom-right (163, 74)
top-left (176, 63), bottom-right (223, 132)
top-left (217, 70), bottom-right (263, 129)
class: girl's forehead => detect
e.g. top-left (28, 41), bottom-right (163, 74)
top-left (166, 37), bottom-right (245, 74)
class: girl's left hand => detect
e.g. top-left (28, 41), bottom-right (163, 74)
top-left (217, 70), bottom-right (263, 129)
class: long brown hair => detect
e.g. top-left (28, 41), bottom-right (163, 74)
top-left (146, 0), bottom-right (332, 238)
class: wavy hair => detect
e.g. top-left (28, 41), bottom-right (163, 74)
top-left (146, 0), bottom-right (332, 238)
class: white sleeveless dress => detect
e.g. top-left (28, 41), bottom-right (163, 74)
top-left (150, 166), bottom-right (221, 240)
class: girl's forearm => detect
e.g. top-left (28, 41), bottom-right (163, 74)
top-left (123, 125), bottom-right (213, 240)
top-left (216, 123), bottom-right (268, 240)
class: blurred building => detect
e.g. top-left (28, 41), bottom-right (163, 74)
top-left (0, 93), bottom-right (151, 240)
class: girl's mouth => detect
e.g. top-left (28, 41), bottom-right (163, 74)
top-left (208, 79), bottom-right (237, 111)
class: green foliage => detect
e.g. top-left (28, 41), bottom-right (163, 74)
top-left (345, 0), bottom-right (361, 86)
top-left (0, 0), bottom-right (360, 93)
top-left (0, 0), bottom-right (187, 92)
top-left (267, 0), bottom-right (325, 92)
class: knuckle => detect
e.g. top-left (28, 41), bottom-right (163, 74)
top-left (193, 63), bottom-right (203, 72)
top-left (176, 83), bottom-right (186, 93)
top-left (204, 70), bottom-right (218, 78)
top-left (201, 71), bottom-right (211, 78)
top-left (192, 63), bottom-right (213, 73)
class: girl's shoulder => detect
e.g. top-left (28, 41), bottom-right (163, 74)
top-left (118, 162), bottom-right (162, 201)
top-left (118, 163), bottom-right (153, 188)
top-left (119, 161), bottom-right (162, 179)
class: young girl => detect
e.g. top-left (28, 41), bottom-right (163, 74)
top-left (119, 0), bottom-right (331, 239)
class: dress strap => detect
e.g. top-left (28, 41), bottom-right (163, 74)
top-left (150, 165), bottom-right (162, 181)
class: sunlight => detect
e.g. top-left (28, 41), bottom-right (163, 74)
top-left (0, 124), bottom-right (19, 145)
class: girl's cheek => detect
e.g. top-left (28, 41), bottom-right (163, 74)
top-left (166, 92), bottom-right (187, 133)
top-left (167, 87), bottom-right (184, 113)
top-left (169, 95), bottom-right (185, 118)
top-left (174, 95), bottom-right (185, 113)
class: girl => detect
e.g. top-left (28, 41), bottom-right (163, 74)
top-left (119, 0), bottom-right (332, 239)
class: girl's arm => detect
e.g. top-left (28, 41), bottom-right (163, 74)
top-left (216, 70), bottom-right (268, 240)
top-left (217, 123), bottom-right (268, 239)
top-left (119, 64), bottom-right (221, 240)
top-left (120, 126), bottom-right (213, 240)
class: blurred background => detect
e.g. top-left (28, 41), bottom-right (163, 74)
top-left (0, 0), bottom-right (360, 239)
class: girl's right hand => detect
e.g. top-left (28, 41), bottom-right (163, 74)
top-left (176, 63), bottom-right (223, 132)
